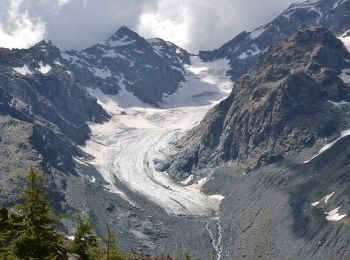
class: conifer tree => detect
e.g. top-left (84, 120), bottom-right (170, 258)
top-left (69, 214), bottom-right (98, 259)
top-left (183, 252), bottom-right (191, 260)
top-left (1, 167), bottom-right (62, 259)
top-left (105, 223), bottom-right (124, 260)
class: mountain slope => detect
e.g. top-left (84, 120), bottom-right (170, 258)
top-left (168, 26), bottom-right (350, 180)
top-left (200, 0), bottom-right (350, 81)
top-left (61, 26), bottom-right (191, 105)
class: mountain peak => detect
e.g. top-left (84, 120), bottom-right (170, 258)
top-left (102, 26), bottom-right (141, 47)
top-left (32, 39), bottom-right (57, 50)
top-left (256, 26), bottom-right (350, 74)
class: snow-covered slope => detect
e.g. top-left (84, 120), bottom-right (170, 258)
top-left (61, 26), bottom-right (191, 104)
top-left (200, 0), bottom-right (350, 81)
top-left (82, 57), bottom-right (232, 216)
top-left (339, 29), bottom-right (350, 52)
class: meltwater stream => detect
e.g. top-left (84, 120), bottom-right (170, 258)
top-left (82, 56), bottom-right (232, 216)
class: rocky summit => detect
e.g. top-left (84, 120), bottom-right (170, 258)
top-left (62, 26), bottom-right (191, 105)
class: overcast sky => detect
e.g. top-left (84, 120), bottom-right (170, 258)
top-left (0, 0), bottom-right (298, 52)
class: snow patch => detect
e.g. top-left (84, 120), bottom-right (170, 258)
top-left (250, 26), bottom-right (265, 39)
top-left (311, 192), bottom-right (335, 206)
top-left (180, 175), bottom-right (193, 185)
top-left (105, 35), bottom-right (136, 47)
top-left (333, 0), bottom-right (346, 9)
top-left (327, 100), bottom-right (350, 107)
top-left (340, 69), bottom-right (350, 84)
top-left (73, 157), bottom-right (89, 166)
top-left (37, 62), bottom-right (51, 74)
top-left (304, 129), bottom-right (350, 163)
top-left (90, 67), bottom-right (112, 79)
top-left (339, 30), bottom-right (350, 52)
top-left (238, 44), bottom-right (260, 59)
top-left (209, 194), bottom-right (225, 201)
top-left (54, 60), bottom-right (63, 66)
top-left (325, 207), bottom-right (347, 221)
top-left (188, 177), bottom-right (208, 190)
top-left (13, 64), bottom-right (31, 75)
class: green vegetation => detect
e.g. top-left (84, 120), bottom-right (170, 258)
top-left (105, 223), bottom-right (124, 260)
top-left (68, 214), bottom-right (98, 259)
top-left (0, 167), bottom-right (182, 259)
top-left (0, 167), bottom-right (62, 259)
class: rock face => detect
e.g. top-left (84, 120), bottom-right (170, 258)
top-left (0, 26), bottom-right (202, 259)
top-left (62, 26), bottom-right (191, 105)
top-left (0, 41), bottom-right (110, 206)
top-left (168, 26), bottom-right (350, 180)
top-left (0, 26), bottom-right (191, 206)
top-left (200, 0), bottom-right (350, 81)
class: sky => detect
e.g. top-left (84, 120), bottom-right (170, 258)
top-left (0, 0), bottom-right (298, 52)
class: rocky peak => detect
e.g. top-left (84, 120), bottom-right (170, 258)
top-left (61, 26), bottom-right (190, 104)
top-left (255, 26), bottom-right (350, 77)
top-left (168, 26), bottom-right (350, 179)
top-left (199, 0), bottom-right (350, 81)
top-left (102, 26), bottom-right (141, 47)
top-left (30, 40), bottom-right (61, 59)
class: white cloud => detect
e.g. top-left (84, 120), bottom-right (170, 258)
top-left (137, 0), bottom-right (192, 48)
top-left (137, 0), bottom-right (297, 52)
top-left (0, 0), bottom-right (45, 49)
top-left (0, 0), bottom-right (297, 51)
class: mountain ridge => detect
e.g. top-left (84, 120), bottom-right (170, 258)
top-left (168, 26), bottom-right (350, 180)
top-left (199, 0), bottom-right (350, 81)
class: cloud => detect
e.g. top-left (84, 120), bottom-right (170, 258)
top-left (137, 0), bottom-right (297, 52)
top-left (0, 0), bottom-right (45, 49)
top-left (0, 0), bottom-right (297, 52)
top-left (137, 0), bottom-right (192, 48)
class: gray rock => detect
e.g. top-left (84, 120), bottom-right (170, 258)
top-left (168, 26), bottom-right (350, 180)
top-left (61, 26), bottom-right (191, 105)
top-left (200, 0), bottom-right (350, 81)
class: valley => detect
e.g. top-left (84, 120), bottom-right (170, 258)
top-left (82, 57), bottom-right (232, 216)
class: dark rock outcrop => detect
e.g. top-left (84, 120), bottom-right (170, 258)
top-left (168, 26), bottom-right (350, 180)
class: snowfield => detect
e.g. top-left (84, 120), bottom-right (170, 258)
top-left (83, 57), bottom-right (232, 216)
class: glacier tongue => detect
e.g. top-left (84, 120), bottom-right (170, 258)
top-left (83, 56), bottom-right (232, 216)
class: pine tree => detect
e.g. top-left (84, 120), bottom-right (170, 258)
top-left (183, 252), bottom-right (191, 260)
top-left (105, 223), bottom-right (124, 260)
top-left (2, 167), bottom-right (62, 259)
top-left (69, 214), bottom-right (98, 259)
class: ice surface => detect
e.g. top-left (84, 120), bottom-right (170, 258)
top-left (13, 64), bottom-right (31, 75)
top-left (83, 56), bottom-right (232, 216)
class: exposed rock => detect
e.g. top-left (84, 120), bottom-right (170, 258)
top-left (62, 26), bottom-right (191, 105)
top-left (168, 26), bottom-right (350, 180)
top-left (200, 0), bottom-right (350, 81)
